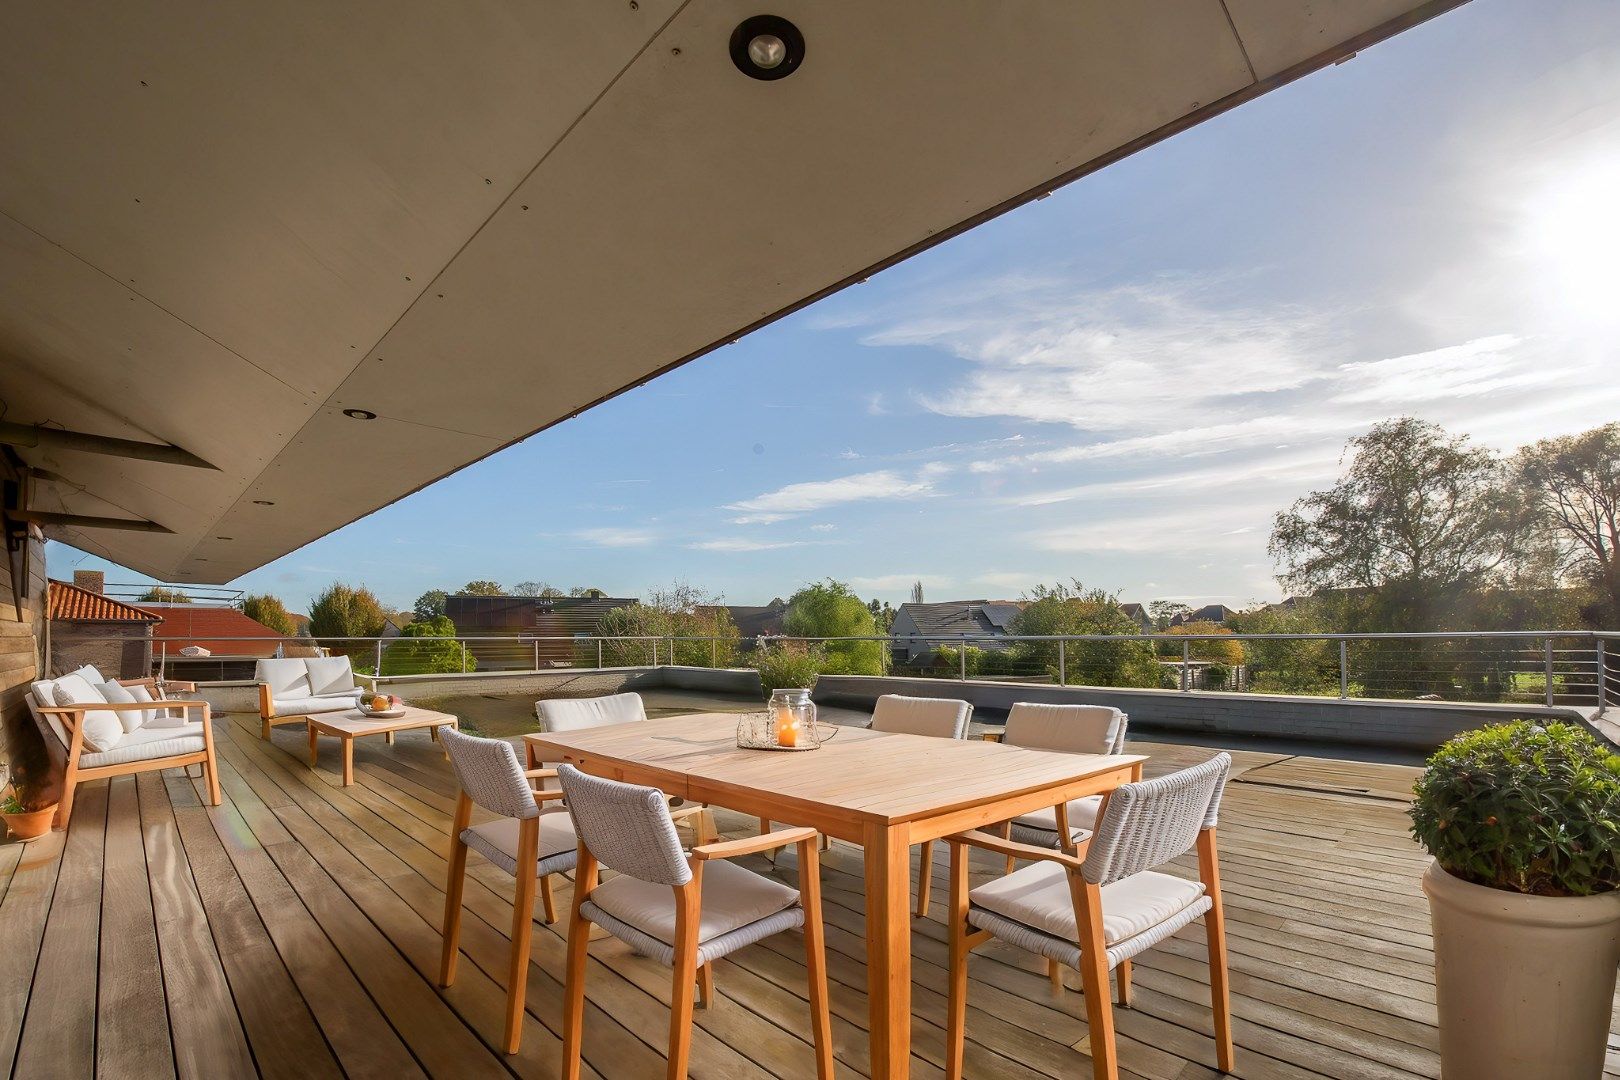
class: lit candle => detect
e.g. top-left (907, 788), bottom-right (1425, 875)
top-left (775, 704), bottom-right (799, 747)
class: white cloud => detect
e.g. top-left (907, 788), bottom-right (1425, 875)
top-left (809, 523), bottom-right (836, 532)
top-left (1331, 335), bottom-right (1538, 404)
top-left (726, 468), bottom-right (942, 517)
top-left (573, 527), bottom-right (655, 548)
top-left (729, 513), bottom-right (791, 525)
top-left (688, 538), bottom-right (809, 553)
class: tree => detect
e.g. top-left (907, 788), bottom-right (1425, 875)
top-left (1270, 418), bottom-right (1529, 632)
top-left (307, 583), bottom-right (388, 651)
top-left (1515, 422), bottom-right (1620, 628)
top-left (460, 580), bottom-right (505, 596)
top-left (1226, 602), bottom-right (1339, 695)
top-left (569, 586), bottom-right (606, 598)
top-left (1147, 601), bottom-right (1191, 632)
top-left (866, 597), bottom-right (896, 635)
top-left (910, 580), bottom-right (926, 604)
top-left (783, 579), bottom-right (886, 675)
top-left (594, 582), bottom-right (740, 668)
top-left (1007, 580), bottom-right (1160, 687)
top-left (241, 594), bottom-right (296, 636)
top-left (512, 580), bottom-right (565, 598)
top-left (137, 586), bottom-right (190, 604)
top-left (1161, 621), bottom-right (1244, 665)
top-left (374, 615), bottom-right (476, 675)
top-left (413, 589), bottom-right (448, 621)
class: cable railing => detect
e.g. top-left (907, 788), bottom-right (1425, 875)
top-left (45, 628), bottom-right (1619, 709)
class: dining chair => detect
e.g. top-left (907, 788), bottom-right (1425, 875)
top-left (533, 692), bottom-right (716, 844)
top-left (556, 764), bottom-right (834, 1080)
top-left (942, 754), bottom-right (1234, 1080)
top-left (866, 694), bottom-right (972, 916)
top-left (437, 728), bottom-right (583, 1054)
top-left (1001, 703), bottom-right (1129, 851)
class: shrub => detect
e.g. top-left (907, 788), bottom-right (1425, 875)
top-left (1409, 721), bottom-right (1620, 897)
top-left (753, 640), bottom-right (825, 700)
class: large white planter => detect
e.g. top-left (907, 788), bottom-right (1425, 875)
top-left (1423, 861), bottom-right (1620, 1079)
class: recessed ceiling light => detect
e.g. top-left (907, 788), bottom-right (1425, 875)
top-left (343, 408), bottom-right (378, 420)
top-left (730, 15), bottom-right (803, 81)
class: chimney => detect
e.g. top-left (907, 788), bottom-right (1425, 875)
top-left (73, 570), bottom-right (105, 595)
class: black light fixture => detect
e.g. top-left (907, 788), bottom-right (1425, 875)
top-left (343, 408), bottom-right (378, 420)
top-left (252, 499), bottom-right (275, 506)
top-left (730, 15), bottom-right (803, 81)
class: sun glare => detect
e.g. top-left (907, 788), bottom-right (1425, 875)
top-left (1525, 154), bottom-right (1620, 328)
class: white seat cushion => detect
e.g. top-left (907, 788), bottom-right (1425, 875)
top-left (78, 721), bottom-right (206, 769)
top-left (256, 658), bottom-right (312, 699)
top-left (268, 694), bottom-right (362, 718)
top-left (870, 694), bottom-right (971, 739)
top-left (1013, 794), bottom-right (1104, 833)
top-left (589, 860), bottom-right (799, 946)
top-left (50, 673), bottom-right (123, 752)
top-left (536, 693), bottom-right (647, 731)
top-left (99, 680), bottom-right (149, 733)
top-left (1005, 703), bottom-right (1125, 756)
top-left (71, 664), bottom-right (106, 686)
top-left (305, 656), bottom-right (357, 697)
top-left (461, 812), bottom-right (578, 875)
top-left (971, 862), bottom-right (1206, 947)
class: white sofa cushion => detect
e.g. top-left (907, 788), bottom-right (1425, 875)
top-left (256, 658), bottom-right (312, 699)
top-left (535, 693), bottom-right (648, 732)
top-left (28, 685), bottom-right (69, 748)
top-left (127, 683), bottom-right (173, 722)
top-left (588, 859), bottom-right (799, 946)
top-left (269, 694), bottom-right (362, 718)
top-left (305, 656), bottom-right (357, 697)
top-left (71, 663), bottom-right (106, 686)
top-left (99, 680), bottom-right (148, 733)
top-left (51, 673), bottom-right (124, 752)
top-left (78, 721), bottom-right (207, 769)
top-left (971, 862), bottom-right (1206, 947)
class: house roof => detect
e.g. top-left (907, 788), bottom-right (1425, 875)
top-left (143, 604), bottom-right (291, 658)
top-left (47, 579), bottom-right (162, 623)
top-left (725, 602), bottom-right (788, 638)
top-left (896, 601), bottom-right (1026, 640)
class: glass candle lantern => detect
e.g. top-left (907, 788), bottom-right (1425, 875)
top-left (770, 687), bottom-right (816, 748)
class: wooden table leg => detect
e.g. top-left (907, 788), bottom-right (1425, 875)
top-left (384, 729), bottom-right (395, 745)
top-left (342, 737), bottom-right (355, 786)
top-left (307, 725), bottom-right (319, 767)
top-left (865, 821), bottom-right (912, 1078)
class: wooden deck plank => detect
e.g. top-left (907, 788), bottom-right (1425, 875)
top-left (0, 829), bottom-right (65, 1074)
top-left (98, 777), bottom-right (177, 1079)
top-left (136, 769), bottom-right (259, 1079)
top-left (13, 782), bottom-right (107, 1078)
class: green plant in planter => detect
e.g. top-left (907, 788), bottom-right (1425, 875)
top-left (753, 640), bottom-right (825, 700)
top-left (1409, 721), bottom-right (1619, 897)
top-left (1, 791), bottom-right (25, 815)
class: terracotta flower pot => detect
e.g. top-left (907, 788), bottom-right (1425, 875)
top-left (2, 804), bottom-right (58, 842)
top-left (1423, 861), bottom-right (1620, 1079)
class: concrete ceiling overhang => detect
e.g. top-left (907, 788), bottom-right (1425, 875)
top-left (0, 0), bottom-right (1467, 583)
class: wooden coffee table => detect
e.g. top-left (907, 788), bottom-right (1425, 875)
top-left (306, 705), bottom-right (457, 785)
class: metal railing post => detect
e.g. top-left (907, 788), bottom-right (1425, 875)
top-left (1339, 639), bottom-right (1349, 699)
top-left (597, 639), bottom-right (604, 669)
top-left (460, 638), bottom-right (468, 674)
top-left (1181, 641), bottom-right (1190, 692)
top-left (711, 638), bottom-right (718, 668)
top-left (960, 634), bottom-right (968, 682)
top-left (374, 638), bottom-right (383, 679)
top-left (653, 639), bottom-right (659, 667)
top-left (533, 640), bottom-right (540, 670)
top-left (1058, 638), bottom-right (1066, 686)
top-left (1545, 637), bottom-right (1555, 707)
top-left (1598, 638), bottom-right (1607, 710)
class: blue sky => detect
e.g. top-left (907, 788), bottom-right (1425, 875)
top-left (56, 0), bottom-right (1620, 613)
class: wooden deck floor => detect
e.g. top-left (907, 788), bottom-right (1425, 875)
top-left (3, 709), bottom-right (1617, 1079)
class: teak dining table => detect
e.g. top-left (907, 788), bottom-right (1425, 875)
top-left (524, 712), bottom-right (1145, 1079)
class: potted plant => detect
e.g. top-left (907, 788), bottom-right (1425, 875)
top-left (1410, 721), bottom-right (1620, 1078)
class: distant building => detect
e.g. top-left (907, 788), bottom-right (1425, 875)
top-left (725, 600), bottom-right (789, 640)
top-left (1170, 604), bottom-right (1238, 626)
top-left (890, 600), bottom-right (1026, 666)
top-left (144, 603), bottom-right (296, 680)
top-left (445, 592), bottom-right (638, 670)
top-left (47, 572), bottom-right (160, 678)
top-left (1118, 602), bottom-right (1152, 633)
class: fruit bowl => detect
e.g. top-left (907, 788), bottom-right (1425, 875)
top-left (359, 693), bottom-right (406, 719)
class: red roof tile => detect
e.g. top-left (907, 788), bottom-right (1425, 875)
top-left (143, 604), bottom-right (291, 658)
top-left (48, 580), bottom-right (161, 623)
